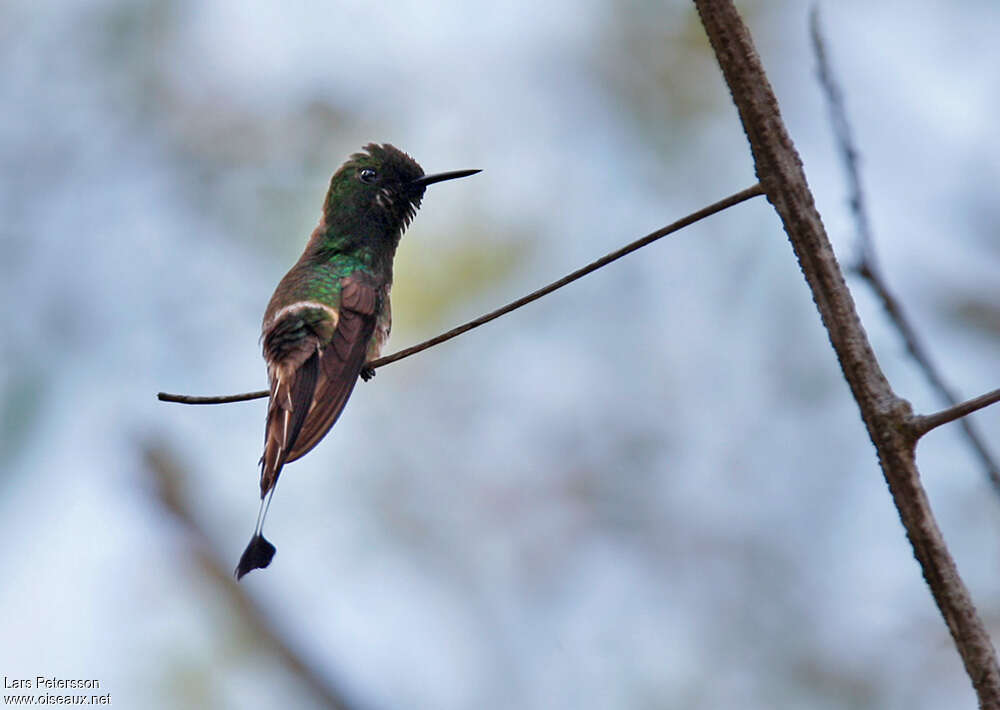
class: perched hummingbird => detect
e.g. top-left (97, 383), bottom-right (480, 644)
top-left (236, 143), bottom-right (479, 579)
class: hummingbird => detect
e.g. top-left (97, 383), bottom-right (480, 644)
top-left (236, 143), bottom-right (479, 579)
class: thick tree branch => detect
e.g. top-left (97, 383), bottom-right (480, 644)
top-left (692, 1), bottom-right (1000, 706)
top-left (810, 7), bottom-right (1000, 493)
top-left (157, 183), bottom-right (763, 405)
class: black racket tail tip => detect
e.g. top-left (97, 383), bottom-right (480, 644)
top-left (235, 534), bottom-right (276, 580)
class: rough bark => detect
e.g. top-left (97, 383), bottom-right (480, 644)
top-left (692, 1), bottom-right (1000, 706)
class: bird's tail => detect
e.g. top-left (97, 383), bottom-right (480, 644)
top-left (235, 488), bottom-right (277, 579)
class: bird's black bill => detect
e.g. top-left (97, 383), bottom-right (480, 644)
top-left (235, 534), bottom-right (276, 580)
top-left (409, 168), bottom-right (481, 188)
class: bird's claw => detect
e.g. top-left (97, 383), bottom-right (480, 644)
top-left (360, 366), bottom-right (376, 382)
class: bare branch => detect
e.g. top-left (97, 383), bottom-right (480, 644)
top-left (693, 1), bottom-right (1000, 705)
top-left (157, 183), bottom-right (764, 406)
top-left (809, 8), bottom-right (878, 272)
top-left (810, 6), bottom-right (1000, 493)
top-left (369, 184), bottom-right (763, 368)
top-left (911, 388), bottom-right (1000, 439)
top-left (142, 443), bottom-right (371, 710)
top-left (158, 389), bottom-right (268, 405)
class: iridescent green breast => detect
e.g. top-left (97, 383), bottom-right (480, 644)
top-left (265, 253), bottom-right (379, 321)
top-left (297, 257), bottom-right (364, 304)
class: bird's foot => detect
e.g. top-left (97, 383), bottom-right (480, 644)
top-left (360, 366), bottom-right (376, 382)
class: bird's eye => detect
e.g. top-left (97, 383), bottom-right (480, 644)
top-left (359, 168), bottom-right (377, 184)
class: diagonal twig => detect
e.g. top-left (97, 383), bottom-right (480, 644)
top-left (911, 388), bottom-right (1000, 439)
top-left (810, 7), bottom-right (1000, 493)
top-left (157, 183), bottom-right (764, 405)
top-left (142, 443), bottom-right (372, 710)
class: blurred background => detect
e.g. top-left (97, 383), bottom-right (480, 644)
top-left (1, 1), bottom-right (998, 708)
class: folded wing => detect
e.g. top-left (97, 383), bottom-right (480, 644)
top-left (259, 273), bottom-right (379, 495)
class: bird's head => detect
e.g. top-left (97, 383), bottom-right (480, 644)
top-left (323, 143), bottom-right (479, 240)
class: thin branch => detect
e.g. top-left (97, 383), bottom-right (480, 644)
top-left (157, 183), bottom-right (764, 405)
top-left (810, 7), bottom-right (1000, 491)
top-left (694, 1), bottom-right (1000, 705)
top-left (809, 8), bottom-right (878, 272)
top-left (370, 184), bottom-right (764, 367)
top-left (911, 388), bottom-right (1000, 439)
top-left (158, 389), bottom-right (269, 405)
top-left (142, 443), bottom-right (372, 710)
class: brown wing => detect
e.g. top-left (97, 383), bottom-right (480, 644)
top-left (283, 274), bottom-right (379, 464)
top-left (259, 311), bottom-right (327, 495)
